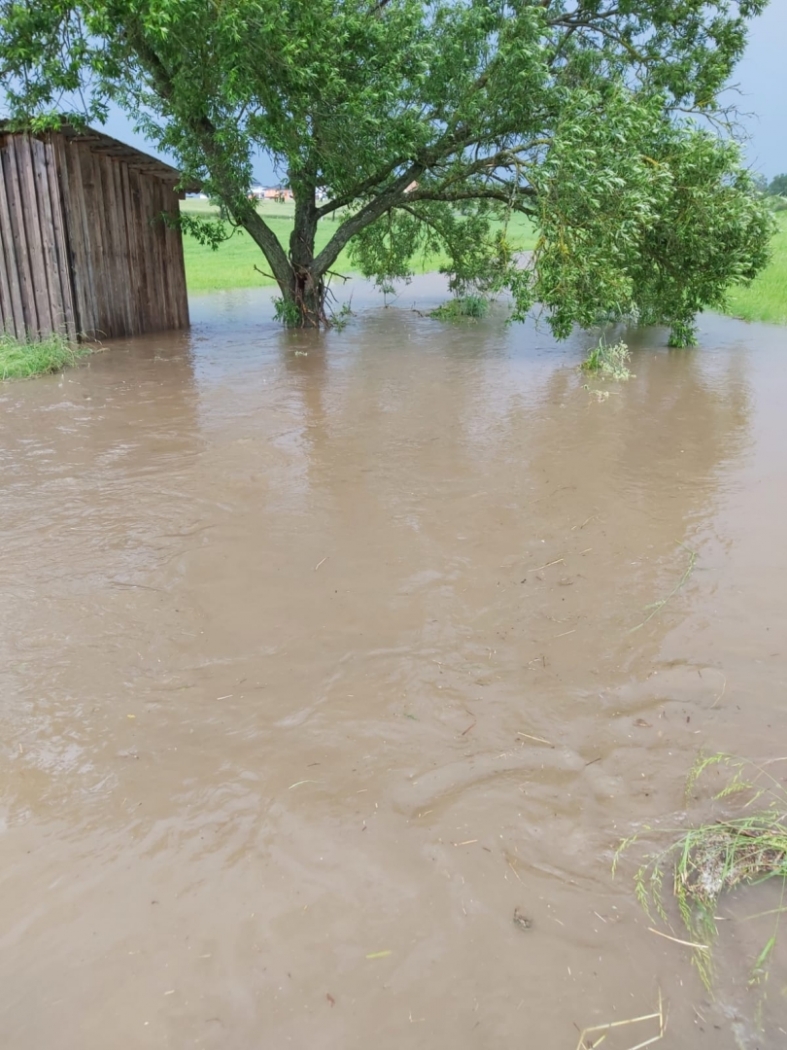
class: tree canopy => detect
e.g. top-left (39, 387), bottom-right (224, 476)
top-left (0, 0), bottom-right (774, 338)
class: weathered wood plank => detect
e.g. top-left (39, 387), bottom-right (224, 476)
top-left (93, 151), bottom-right (117, 337)
top-left (123, 161), bottom-right (150, 336)
top-left (162, 184), bottom-right (179, 329)
top-left (0, 195), bottom-right (14, 335)
top-left (16, 134), bottom-right (55, 336)
top-left (129, 166), bottom-right (147, 333)
top-left (0, 140), bottom-right (25, 338)
top-left (3, 136), bottom-right (39, 334)
top-left (57, 135), bottom-right (96, 339)
top-left (138, 173), bottom-right (160, 332)
top-left (110, 155), bottom-right (134, 335)
top-left (150, 178), bottom-right (170, 330)
top-left (125, 165), bottom-right (146, 334)
top-left (81, 144), bottom-right (110, 339)
top-left (164, 184), bottom-right (189, 328)
top-left (30, 135), bottom-right (68, 336)
top-left (44, 132), bottom-right (77, 340)
top-left (117, 160), bottom-right (137, 334)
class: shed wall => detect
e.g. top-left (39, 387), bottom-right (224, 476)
top-left (0, 130), bottom-right (190, 342)
top-left (54, 136), bottom-right (189, 340)
top-left (0, 133), bottom-right (77, 340)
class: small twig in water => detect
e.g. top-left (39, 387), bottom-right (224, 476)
top-left (529, 557), bottom-right (565, 573)
top-left (710, 673), bottom-right (727, 709)
top-left (517, 731), bottom-right (555, 748)
top-left (647, 927), bottom-right (709, 952)
top-left (572, 515), bottom-right (595, 531)
top-left (575, 990), bottom-right (664, 1050)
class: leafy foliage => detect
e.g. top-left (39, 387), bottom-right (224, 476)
top-left (0, 0), bottom-right (774, 331)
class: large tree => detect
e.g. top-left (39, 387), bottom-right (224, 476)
top-left (0, 0), bottom-right (774, 339)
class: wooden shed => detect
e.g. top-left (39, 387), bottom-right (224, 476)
top-left (0, 124), bottom-right (197, 342)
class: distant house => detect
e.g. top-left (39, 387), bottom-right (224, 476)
top-left (0, 123), bottom-right (199, 341)
top-left (261, 186), bottom-right (293, 203)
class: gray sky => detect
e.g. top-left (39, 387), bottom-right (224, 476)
top-left (732, 0), bottom-right (787, 178)
top-left (48, 0), bottom-right (787, 184)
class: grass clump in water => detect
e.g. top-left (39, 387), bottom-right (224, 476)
top-left (0, 332), bottom-right (90, 380)
top-left (615, 753), bottom-right (787, 990)
top-left (581, 337), bottom-right (632, 380)
top-left (430, 294), bottom-right (489, 322)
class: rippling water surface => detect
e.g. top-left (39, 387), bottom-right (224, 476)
top-left (2, 276), bottom-right (787, 1048)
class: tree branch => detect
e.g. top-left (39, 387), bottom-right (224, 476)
top-left (312, 164), bottom-right (424, 275)
top-left (316, 154), bottom-right (411, 217)
top-left (127, 25), bottom-right (292, 287)
top-left (405, 186), bottom-right (536, 211)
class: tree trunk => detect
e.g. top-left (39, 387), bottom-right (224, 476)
top-left (280, 184), bottom-right (327, 328)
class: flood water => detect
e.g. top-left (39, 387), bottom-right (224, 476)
top-left (2, 275), bottom-right (787, 1048)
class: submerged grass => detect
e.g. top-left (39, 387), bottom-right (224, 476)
top-left (0, 332), bottom-right (91, 380)
top-left (581, 338), bottom-right (632, 380)
top-left (629, 546), bottom-right (697, 632)
top-left (430, 294), bottom-right (490, 322)
top-left (615, 754), bottom-right (787, 991)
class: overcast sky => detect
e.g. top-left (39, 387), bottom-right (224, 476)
top-left (732, 0), bottom-right (786, 178)
top-left (51, 0), bottom-right (787, 185)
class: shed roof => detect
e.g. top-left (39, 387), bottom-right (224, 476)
top-left (0, 121), bottom-right (200, 193)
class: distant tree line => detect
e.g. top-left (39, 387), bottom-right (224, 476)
top-left (765, 174), bottom-right (787, 197)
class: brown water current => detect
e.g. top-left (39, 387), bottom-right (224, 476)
top-left (2, 276), bottom-right (787, 1048)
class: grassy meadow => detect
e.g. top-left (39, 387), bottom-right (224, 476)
top-left (181, 198), bottom-right (787, 329)
top-left (725, 211), bottom-right (787, 326)
top-left (180, 198), bottom-right (538, 292)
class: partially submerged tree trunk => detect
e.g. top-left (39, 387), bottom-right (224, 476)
top-left (282, 186), bottom-right (326, 328)
top-left (231, 165), bottom-right (424, 329)
top-left (232, 183), bottom-right (329, 328)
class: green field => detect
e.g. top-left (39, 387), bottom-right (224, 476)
top-left (180, 198), bottom-right (537, 292)
top-left (725, 211), bottom-right (787, 326)
top-left (181, 199), bottom-right (787, 329)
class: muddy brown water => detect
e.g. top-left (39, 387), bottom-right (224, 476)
top-left (2, 275), bottom-right (787, 1049)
